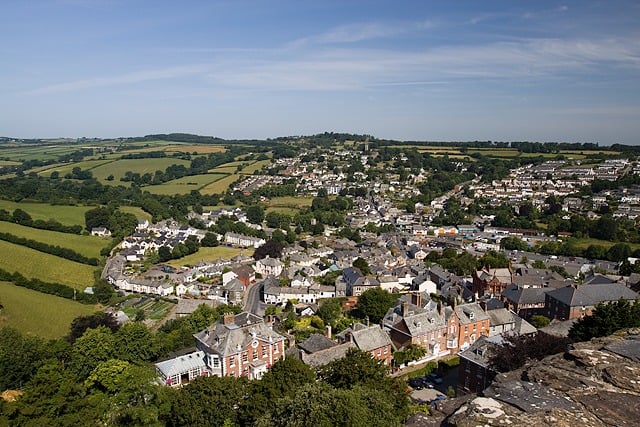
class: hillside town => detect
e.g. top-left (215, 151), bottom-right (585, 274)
top-left (98, 146), bottom-right (640, 401)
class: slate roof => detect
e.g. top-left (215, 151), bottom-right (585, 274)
top-left (342, 267), bottom-right (363, 286)
top-left (547, 283), bottom-right (639, 307)
top-left (455, 303), bottom-right (491, 325)
top-left (301, 342), bottom-right (356, 367)
top-left (501, 284), bottom-right (550, 305)
top-left (194, 312), bottom-right (285, 358)
top-left (459, 335), bottom-right (505, 368)
top-left (351, 324), bottom-right (392, 351)
top-left (298, 333), bottom-right (337, 354)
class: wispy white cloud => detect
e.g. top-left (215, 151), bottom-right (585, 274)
top-left (289, 19), bottom-right (434, 48)
top-left (27, 65), bottom-right (208, 94)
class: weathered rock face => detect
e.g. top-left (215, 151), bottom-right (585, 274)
top-left (409, 329), bottom-right (640, 426)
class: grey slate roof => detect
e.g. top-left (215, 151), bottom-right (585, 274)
top-left (299, 333), bottom-right (337, 354)
top-left (455, 303), bottom-right (491, 325)
top-left (301, 342), bottom-right (356, 367)
top-left (194, 312), bottom-right (285, 358)
top-left (547, 283), bottom-right (639, 307)
top-left (502, 284), bottom-right (550, 305)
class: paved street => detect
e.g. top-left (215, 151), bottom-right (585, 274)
top-left (244, 280), bottom-right (266, 316)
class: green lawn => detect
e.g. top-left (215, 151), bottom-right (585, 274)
top-left (143, 173), bottom-right (228, 195)
top-left (0, 201), bottom-right (90, 226)
top-left (200, 174), bottom-right (239, 195)
top-left (0, 221), bottom-right (107, 258)
top-left (167, 246), bottom-right (245, 267)
top-left (0, 240), bottom-right (97, 289)
top-left (0, 281), bottom-right (98, 339)
top-left (0, 160), bottom-right (20, 166)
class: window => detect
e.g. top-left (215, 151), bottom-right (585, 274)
top-left (230, 357), bottom-right (235, 367)
top-left (262, 346), bottom-right (267, 357)
top-left (211, 357), bottom-right (220, 368)
top-left (242, 353), bottom-right (248, 363)
top-left (253, 350), bottom-right (258, 361)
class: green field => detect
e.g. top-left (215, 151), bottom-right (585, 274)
top-left (167, 246), bottom-right (245, 267)
top-left (0, 160), bottom-right (20, 166)
top-left (0, 145), bottom-right (82, 162)
top-left (0, 201), bottom-right (90, 226)
top-left (118, 206), bottom-right (152, 221)
top-left (265, 196), bottom-right (314, 209)
top-left (90, 158), bottom-right (191, 183)
top-left (571, 238), bottom-right (640, 251)
top-left (143, 173), bottom-right (228, 195)
top-left (0, 240), bottom-right (97, 289)
top-left (200, 174), bottom-right (240, 195)
top-left (0, 282), bottom-right (98, 339)
top-left (0, 221), bottom-right (107, 258)
top-left (37, 159), bottom-right (114, 177)
top-left (239, 159), bottom-right (270, 174)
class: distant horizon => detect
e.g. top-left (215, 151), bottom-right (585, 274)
top-left (2, 1), bottom-right (639, 145)
top-left (0, 132), bottom-right (635, 147)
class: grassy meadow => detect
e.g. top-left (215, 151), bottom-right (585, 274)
top-left (200, 174), bottom-right (240, 195)
top-left (90, 158), bottom-right (191, 183)
top-left (167, 246), bottom-right (245, 267)
top-left (37, 159), bottom-right (114, 177)
top-left (0, 221), bottom-right (107, 258)
top-left (0, 282), bottom-right (98, 339)
top-left (0, 240), bottom-right (97, 289)
top-left (0, 200), bottom-right (90, 226)
top-left (143, 173), bottom-right (228, 195)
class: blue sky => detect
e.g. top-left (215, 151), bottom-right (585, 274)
top-left (1, 0), bottom-right (639, 144)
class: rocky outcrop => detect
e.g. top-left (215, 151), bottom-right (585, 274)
top-left (408, 328), bottom-right (640, 426)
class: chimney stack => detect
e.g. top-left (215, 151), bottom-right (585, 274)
top-left (402, 301), bottom-right (409, 317)
top-left (411, 292), bottom-right (422, 307)
top-left (325, 324), bottom-right (332, 339)
top-left (223, 312), bottom-right (235, 326)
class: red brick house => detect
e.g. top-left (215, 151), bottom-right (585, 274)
top-left (545, 283), bottom-right (639, 320)
top-left (472, 267), bottom-right (513, 297)
top-left (337, 323), bottom-right (394, 366)
top-left (193, 312), bottom-right (286, 380)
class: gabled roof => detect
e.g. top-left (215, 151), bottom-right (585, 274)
top-left (351, 324), bottom-right (392, 351)
top-left (194, 312), bottom-right (285, 358)
top-left (299, 333), bottom-right (336, 354)
top-left (455, 303), bottom-right (491, 325)
top-left (547, 283), bottom-right (639, 307)
top-left (502, 284), bottom-right (550, 305)
top-left (301, 342), bottom-right (356, 367)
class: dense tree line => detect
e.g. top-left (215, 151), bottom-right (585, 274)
top-left (0, 231), bottom-right (99, 265)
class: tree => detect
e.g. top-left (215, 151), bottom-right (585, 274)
top-left (489, 333), bottom-right (571, 372)
top-left (114, 322), bottom-right (158, 362)
top-left (158, 245), bottom-right (173, 262)
top-left (84, 206), bottom-right (112, 230)
top-left (253, 239), bottom-right (283, 260)
top-left (356, 287), bottom-right (397, 324)
top-left (529, 315), bottom-right (551, 328)
top-left (69, 326), bottom-right (117, 379)
top-left (201, 232), bottom-right (219, 247)
top-left (532, 260), bottom-right (546, 269)
top-left (245, 205), bottom-right (265, 225)
top-left (12, 208), bottom-right (32, 226)
top-left (168, 375), bottom-right (248, 427)
top-left (0, 327), bottom-right (49, 391)
top-left (569, 299), bottom-right (640, 342)
top-left (352, 257), bottom-right (371, 275)
top-left (317, 298), bottom-right (344, 327)
top-left (318, 348), bottom-right (391, 390)
top-left (500, 237), bottom-right (528, 251)
top-left (607, 243), bottom-right (632, 262)
top-left (66, 312), bottom-right (120, 343)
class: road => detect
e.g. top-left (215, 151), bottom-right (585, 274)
top-left (244, 280), bottom-right (266, 316)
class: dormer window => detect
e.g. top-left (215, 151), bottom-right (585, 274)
top-left (469, 312), bottom-right (475, 320)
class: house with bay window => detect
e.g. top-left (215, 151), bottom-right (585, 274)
top-left (193, 312), bottom-right (286, 380)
